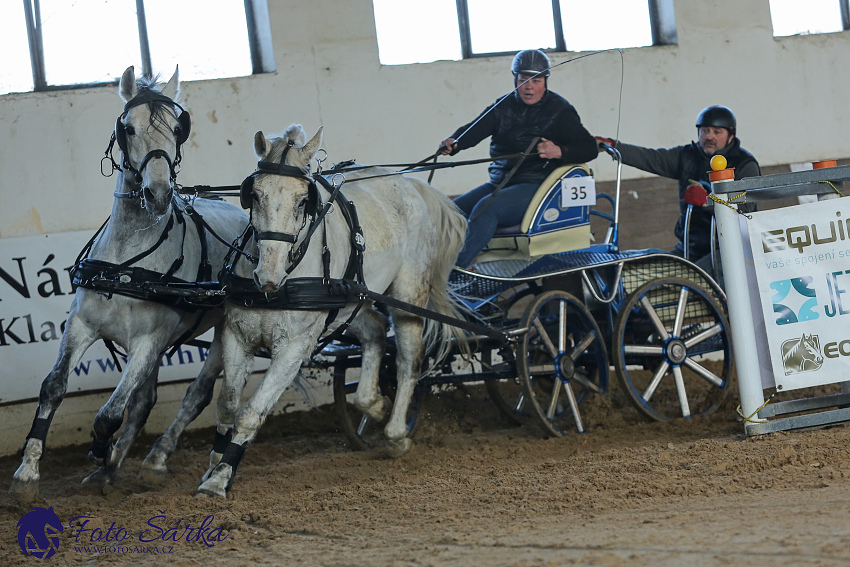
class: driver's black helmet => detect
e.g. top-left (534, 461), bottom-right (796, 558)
top-left (696, 105), bottom-right (736, 135)
top-left (511, 49), bottom-right (550, 78)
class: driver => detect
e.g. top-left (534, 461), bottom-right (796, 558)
top-left (438, 49), bottom-right (598, 269)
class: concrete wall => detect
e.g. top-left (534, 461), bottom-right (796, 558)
top-left (1, 0), bottom-right (849, 453)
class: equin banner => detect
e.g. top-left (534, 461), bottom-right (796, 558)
top-left (747, 197), bottom-right (850, 391)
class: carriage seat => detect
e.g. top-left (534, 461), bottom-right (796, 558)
top-left (474, 164), bottom-right (596, 263)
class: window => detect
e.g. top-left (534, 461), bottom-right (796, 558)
top-left (0, 0), bottom-right (275, 96)
top-left (769, 0), bottom-right (850, 37)
top-left (559, 0), bottom-right (653, 52)
top-left (466, 0), bottom-right (556, 55)
top-left (373, 0), bottom-right (676, 66)
top-left (372, 0), bottom-right (461, 65)
top-left (0, 2), bottom-right (33, 94)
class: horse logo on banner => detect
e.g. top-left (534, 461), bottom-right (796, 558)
top-left (17, 506), bottom-right (64, 559)
top-left (781, 334), bottom-right (824, 375)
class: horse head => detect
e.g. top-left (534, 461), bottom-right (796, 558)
top-left (115, 65), bottom-right (190, 217)
top-left (800, 333), bottom-right (824, 366)
top-left (248, 124), bottom-right (323, 292)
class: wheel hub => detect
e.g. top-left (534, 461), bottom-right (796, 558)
top-left (666, 339), bottom-right (687, 365)
top-left (557, 354), bottom-right (575, 378)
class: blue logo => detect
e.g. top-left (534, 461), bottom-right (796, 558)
top-left (17, 506), bottom-right (64, 559)
top-left (771, 277), bottom-right (819, 325)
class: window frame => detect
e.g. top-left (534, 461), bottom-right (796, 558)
top-left (20, 0), bottom-right (275, 92)
top-left (454, 0), bottom-right (679, 60)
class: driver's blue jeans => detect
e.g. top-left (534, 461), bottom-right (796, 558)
top-left (453, 181), bottom-right (539, 268)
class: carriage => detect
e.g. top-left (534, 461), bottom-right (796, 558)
top-left (323, 144), bottom-right (731, 447)
top-left (10, 70), bottom-right (732, 500)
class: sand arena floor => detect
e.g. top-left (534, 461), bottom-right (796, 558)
top-left (2, 380), bottom-right (850, 566)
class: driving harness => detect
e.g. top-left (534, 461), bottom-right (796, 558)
top-left (71, 195), bottom-right (223, 309)
top-left (221, 144), bottom-right (368, 352)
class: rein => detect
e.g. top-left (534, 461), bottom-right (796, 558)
top-left (177, 150), bottom-right (540, 200)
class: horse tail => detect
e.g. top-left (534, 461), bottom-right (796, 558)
top-left (409, 179), bottom-right (471, 365)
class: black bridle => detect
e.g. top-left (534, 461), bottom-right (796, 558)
top-left (102, 88), bottom-right (191, 195)
top-left (239, 142), bottom-right (355, 277)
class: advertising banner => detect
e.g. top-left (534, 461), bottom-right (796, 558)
top-left (0, 231), bottom-right (262, 404)
top-left (747, 198), bottom-right (850, 391)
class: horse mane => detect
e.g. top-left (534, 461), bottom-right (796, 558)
top-left (135, 73), bottom-right (161, 91)
top-left (131, 74), bottom-right (181, 140)
top-left (265, 124), bottom-right (308, 163)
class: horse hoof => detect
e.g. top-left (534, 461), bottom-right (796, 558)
top-left (195, 485), bottom-right (227, 499)
top-left (9, 478), bottom-right (39, 503)
top-left (359, 395), bottom-right (392, 422)
top-left (386, 437), bottom-right (412, 458)
top-left (87, 452), bottom-right (107, 467)
top-left (203, 451), bottom-right (223, 481)
top-left (137, 465), bottom-right (168, 486)
top-left (81, 467), bottom-right (113, 487)
top-left (196, 464), bottom-right (231, 499)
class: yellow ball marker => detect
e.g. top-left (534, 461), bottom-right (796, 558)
top-left (710, 154), bottom-right (727, 171)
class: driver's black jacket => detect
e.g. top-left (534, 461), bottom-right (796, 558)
top-left (447, 90), bottom-right (598, 185)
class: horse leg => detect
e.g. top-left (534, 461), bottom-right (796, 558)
top-left (10, 317), bottom-right (97, 502)
top-left (87, 341), bottom-right (161, 474)
top-left (384, 311), bottom-right (426, 458)
top-left (82, 365), bottom-right (160, 487)
top-left (197, 340), bottom-right (310, 498)
top-left (140, 331), bottom-right (224, 482)
top-left (350, 308), bottom-right (390, 421)
top-left (200, 327), bottom-right (253, 484)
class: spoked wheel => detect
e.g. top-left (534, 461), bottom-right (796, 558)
top-left (517, 290), bottom-right (609, 437)
top-left (332, 351), bottom-right (425, 450)
top-left (612, 277), bottom-right (732, 422)
top-left (482, 347), bottom-right (529, 425)
top-left (482, 285), bottom-right (535, 424)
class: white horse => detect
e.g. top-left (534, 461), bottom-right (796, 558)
top-left (196, 124), bottom-right (468, 497)
top-left (10, 66), bottom-right (249, 502)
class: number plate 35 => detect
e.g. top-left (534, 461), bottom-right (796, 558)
top-left (559, 176), bottom-right (596, 208)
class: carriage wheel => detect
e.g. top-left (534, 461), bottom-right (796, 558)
top-left (332, 353), bottom-right (424, 450)
top-left (483, 285), bottom-right (535, 424)
top-left (612, 277), bottom-right (732, 422)
top-left (517, 290), bottom-right (609, 437)
top-left (483, 348), bottom-right (529, 425)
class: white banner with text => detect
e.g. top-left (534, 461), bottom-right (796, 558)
top-left (0, 231), bottom-right (265, 404)
top-left (747, 198), bottom-right (850, 391)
